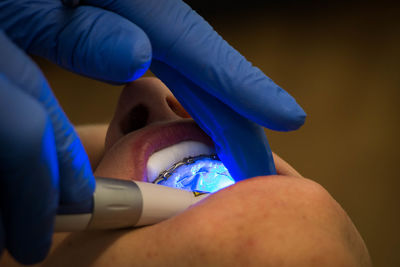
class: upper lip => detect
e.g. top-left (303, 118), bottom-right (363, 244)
top-left (121, 119), bottom-right (214, 182)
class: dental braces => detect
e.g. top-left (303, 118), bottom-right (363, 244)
top-left (154, 154), bottom-right (220, 184)
top-left (153, 154), bottom-right (235, 195)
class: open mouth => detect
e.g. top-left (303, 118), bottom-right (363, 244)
top-left (146, 140), bottom-right (215, 182)
top-left (134, 120), bottom-right (235, 193)
top-left (100, 119), bottom-right (236, 192)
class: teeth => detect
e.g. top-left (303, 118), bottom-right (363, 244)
top-left (146, 141), bottom-right (215, 183)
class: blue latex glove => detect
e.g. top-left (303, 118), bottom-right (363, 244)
top-left (151, 60), bottom-right (277, 179)
top-left (0, 0), bottom-right (305, 261)
top-left (0, 31), bottom-right (95, 264)
top-left (0, 0), bottom-right (305, 178)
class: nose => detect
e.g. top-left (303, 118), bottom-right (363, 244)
top-left (106, 77), bottom-right (191, 149)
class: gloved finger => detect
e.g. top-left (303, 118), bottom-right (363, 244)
top-left (0, 75), bottom-right (58, 264)
top-left (82, 0), bottom-right (306, 130)
top-left (0, 1), bottom-right (151, 83)
top-left (151, 60), bottom-right (276, 181)
top-left (0, 31), bottom-right (95, 204)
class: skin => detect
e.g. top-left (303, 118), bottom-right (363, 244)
top-left (0, 78), bottom-right (372, 266)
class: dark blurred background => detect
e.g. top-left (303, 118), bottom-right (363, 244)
top-left (34, 1), bottom-right (400, 266)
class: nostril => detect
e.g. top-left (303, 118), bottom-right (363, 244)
top-left (166, 96), bottom-right (191, 118)
top-left (120, 104), bottom-right (149, 135)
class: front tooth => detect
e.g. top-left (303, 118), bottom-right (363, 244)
top-left (146, 141), bottom-right (215, 183)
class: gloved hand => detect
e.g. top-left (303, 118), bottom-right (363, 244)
top-left (0, 0), bottom-right (305, 179)
top-left (0, 0), bottom-right (306, 261)
top-left (0, 31), bottom-right (95, 264)
top-left (0, 0), bottom-right (305, 175)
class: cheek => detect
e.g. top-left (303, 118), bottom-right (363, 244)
top-left (94, 150), bottom-right (132, 181)
top-left (94, 140), bottom-right (143, 181)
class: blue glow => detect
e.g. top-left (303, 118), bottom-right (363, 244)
top-left (156, 157), bottom-right (235, 193)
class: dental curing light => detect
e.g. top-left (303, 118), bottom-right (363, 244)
top-left (55, 155), bottom-right (233, 232)
top-left (55, 177), bottom-right (208, 232)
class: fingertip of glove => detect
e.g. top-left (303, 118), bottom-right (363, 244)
top-left (8, 231), bottom-right (52, 265)
top-left (283, 105), bottom-right (307, 131)
top-left (57, 7), bottom-right (152, 83)
top-left (268, 110), bottom-right (306, 132)
top-left (12, 244), bottom-right (50, 265)
top-left (101, 33), bottom-right (152, 83)
top-left (261, 87), bottom-right (307, 131)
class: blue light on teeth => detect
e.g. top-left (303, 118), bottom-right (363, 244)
top-left (155, 155), bottom-right (235, 193)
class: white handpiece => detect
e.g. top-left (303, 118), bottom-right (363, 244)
top-left (55, 177), bottom-right (208, 232)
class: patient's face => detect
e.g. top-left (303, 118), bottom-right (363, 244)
top-left (3, 78), bottom-right (368, 267)
top-left (79, 80), bottom-right (370, 266)
top-left (94, 77), bottom-right (300, 183)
